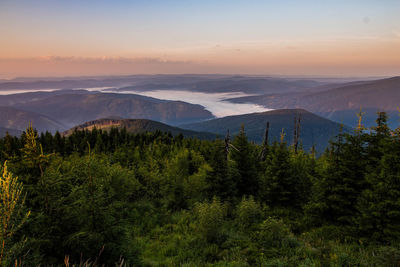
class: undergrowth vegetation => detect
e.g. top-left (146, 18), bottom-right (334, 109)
top-left (1, 112), bottom-right (400, 266)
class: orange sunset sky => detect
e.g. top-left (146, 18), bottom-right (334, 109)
top-left (0, 0), bottom-right (399, 78)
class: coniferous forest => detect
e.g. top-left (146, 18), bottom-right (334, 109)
top-left (1, 112), bottom-right (400, 266)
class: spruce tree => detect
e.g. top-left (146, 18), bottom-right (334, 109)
top-left (230, 125), bottom-right (259, 197)
top-left (260, 142), bottom-right (295, 208)
top-left (207, 140), bottom-right (237, 200)
top-left (305, 129), bottom-right (367, 227)
top-left (357, 112), bottom-right (400, 241)
top-left (0, 162), bottom-right (30, 265)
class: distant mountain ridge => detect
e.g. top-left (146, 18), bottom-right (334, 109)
top-left (0, 75), bottom-right (395, 137)
top-left (0, 106), bottom-right (67, 133)
top-left (114, 76), bottom-right (326, 95)
top-left (13, 92), bottom-right (213, 127)
top-left (0, 75), bottom-right (326, 94)
top-left (0, 90), bottom-right (214, 133)
top-left (0, 89), bottom-right (95, 106)
top-left (63, 118), bottom-right (216, 140)
top-left (226, 76), bottom-right (400, 128)
top-left (181, 109), bottom-right (350, 151)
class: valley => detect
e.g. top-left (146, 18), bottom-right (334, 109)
top-left (0, 74), bottom-right (398, 151)
top-left (2, 1), bottom-right (399, 265)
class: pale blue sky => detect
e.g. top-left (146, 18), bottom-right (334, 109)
top-left (0, 0), bottom-right (399, 76)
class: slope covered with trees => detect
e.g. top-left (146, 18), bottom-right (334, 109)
top-left (0, 112), bottom-right (400, 266)
top-left (226, 76), bottom-right (400, 128)
top-left (0, 106), bottom-right (66, 133)
top-left (0, 90), bottom-right (214, 133)
top-left (13, 92), bottom-right (214, 127)
top-left (63, 118), bottom-right (216, 140)
top-left (181, 109), bottom-right (349, 151)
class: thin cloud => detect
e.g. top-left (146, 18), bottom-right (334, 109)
top-left (1, 56), bottom-right (192, 65)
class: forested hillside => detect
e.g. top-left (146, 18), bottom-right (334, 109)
top-left (0, 90), bottom-right (214, 133)
top-left (13, 92), bottom-right (214, 128)
top-left (181, 109), bottom-right (348, 151)
top-left (226, 76), bottom-right (400, 128)
top-left (63, 118), bottom-right (216, 140)
top-left (1, 112), bottom-right (400, 266)
top-left (0, 106), bottom-right (66, 132)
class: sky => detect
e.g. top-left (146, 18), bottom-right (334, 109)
top-left (0, 0), bottom-right (399, 78)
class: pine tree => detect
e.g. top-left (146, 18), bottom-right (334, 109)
top-left (365, 112), bottom-right (391, 172)
top-left (260, 142), bottom-right (297, 208)
top-left (207, 140), bottom-right (237, 200)
top-left (230, 125), bottom-right (259, 197)
top-left (305, 130), bottom-right (367, 227)
top-left (1, 133), bottom-right (19, 161)
top-left (19, 125), bottom-right (54, 213)
top-left (356, 113), bottom-right (400, 241)
top-left (20, 125), bottom-right (51, 180)
top-left (0, 162), bottom-right (30, 265)
top-left (53, 131), bottom-right (65, 155)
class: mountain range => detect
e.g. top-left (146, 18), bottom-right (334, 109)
top-left (0, 74), bottom-right (325, 94)
top-left (114, 76), bottom-right (327, 95)
top-left (63, 109), bottom-right (346, 151)
top-left (181, 109), bottom-right (349, 151)
top-left (13, 92), bottom-right (213, 127)
top-left (226, 76), bottom-right (400, 128)
top-left (0, 74), bottom-right (397, 151)
top-left (0, 106), bottom-right (66, 132)
top-left (0, 90), bottom-right (213, 132)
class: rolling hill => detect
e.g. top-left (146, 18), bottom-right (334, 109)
top-left (0, 75), bottom-right (327, 95)
top-left (115, 76), bottom-right (326, 95)
top-left (12, 92), bottom-right (213, 128)
top-left (63, 118), bottom-right (216, 140)
top-left (226, 76), bottom-right (400, 128)
top-left (0, 74), bottom-right (226, 91)
top-left (0, 89), bottom-right (95, 106)
top-left (0, 106), bottom-right (67, 133)
top-left (181, 109), bottom-right (350, 151)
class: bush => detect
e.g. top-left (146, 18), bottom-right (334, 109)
top-left (255, 217), bottom-right (296, 248)
top-left (252, 217), bottom-right (299, 260)
top-left (301, 225), bottom-right (346, 245)
top-left (195, 197), bottom-right (227, 243)
top-left (374, 246), bottom-right (400, 267)
top-left (235, 196), bottom-right (263, 229)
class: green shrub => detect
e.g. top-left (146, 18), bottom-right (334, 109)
top-left (255, 217), bottom-right (297, 249)
top-left (252, 217), bottom-right (300, 260)
top-left (235, 196), bottom-right (263, 229)
top-left (195, 197), bottom-right (227, 243)
top-left (374, 246), bottom-right (400, 267)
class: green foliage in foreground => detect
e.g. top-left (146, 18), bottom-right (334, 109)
top-left (1, 113), bottom-right (400, 266)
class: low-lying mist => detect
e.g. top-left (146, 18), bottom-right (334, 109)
top-left (106, 89), bottom-right (272, 117)
top-left (0, 87), bottom-right (273, 118)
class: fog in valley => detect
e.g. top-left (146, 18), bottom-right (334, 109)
top-left (106, 89), bottom-right (272, 117)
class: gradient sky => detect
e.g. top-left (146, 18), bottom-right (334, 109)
top-left (0, 0), bottom-right (399, 78)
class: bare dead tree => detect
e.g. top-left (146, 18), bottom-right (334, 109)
top-left (260, 122), bottom-right (270, 161)
top-left (293, 114), bottom-right (302, 154)
top-left (356, 107), bottom-right (365, 132)
top-left (280, 128), bottom-right (286, 143)
top-left (293, 115), bottom-right (297, 149)
top-left (224, 129), bottom-right (230, 160)
top-left (297, 114), bottom-right (301, 148)
top-left (223, 129), bottom-right (240, 161)
top-left (311, 144), bottom-right (316, 158)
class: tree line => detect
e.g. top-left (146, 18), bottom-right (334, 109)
top-left (0, 112), bottom-right (400, 266)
